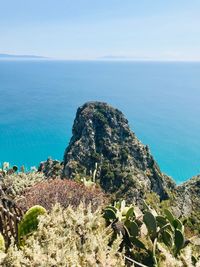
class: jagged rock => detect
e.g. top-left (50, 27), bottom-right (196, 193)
top-left (38, 158), bottom-right (63, 178)
top-left (63, 102), bottom-right (175, 203)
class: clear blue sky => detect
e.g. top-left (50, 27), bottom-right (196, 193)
top-left (1, 0), bottom-right (200, 60)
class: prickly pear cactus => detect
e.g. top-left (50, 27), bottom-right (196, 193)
top-left (164, 209), bottom-right (174, 225)
top-left (103, 200), bottom-right (135, 223)
top-left (127, 221), bottom-right (139, 237)
top-left (103, 207), bottom-right (117, 221)
top-left (174, 229), bottom-right (185, 255)
top-left (103, 200), bottom-right (141, 248)
top-left (103, 200), bottom-right (195, 267)
top-left (0, 233), bottom-right (5, 252)
top-left (143, 211), bottom-right (157, 240)
top-left (18, 205), bottom-right (46, 244)
top-left (161, 230), bottom-right (173, 247)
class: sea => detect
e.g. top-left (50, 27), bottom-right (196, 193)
top-left (0, 60), bottom-right (200, 183)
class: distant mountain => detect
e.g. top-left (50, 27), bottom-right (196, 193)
top-left (98, 55), bottom-right (152, 60)
top-left (99, 55), bottom-right (129, 59)
top-left (0, 53), bottom-right (47, 59)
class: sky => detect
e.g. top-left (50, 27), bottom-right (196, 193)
top-left (0, 0), bottom-right (200, 60)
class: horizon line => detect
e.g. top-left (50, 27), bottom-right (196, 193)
top-left (1, 53), bottom-right (200, 63)
top-left (1, 58), bottom-right (200, 63)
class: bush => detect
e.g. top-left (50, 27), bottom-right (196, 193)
top-left (1, 172), bottom-right (45, 198)
top-left (0, 204), bottom-right (126, 267)
top-left (16, 179), bottom-right (107, 212)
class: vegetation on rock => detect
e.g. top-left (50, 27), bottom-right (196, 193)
top-left (63, 102), bottom-right (175, 203)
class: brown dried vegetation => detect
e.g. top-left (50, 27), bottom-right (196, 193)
top-left (16, 179), bottom-right (107, 212)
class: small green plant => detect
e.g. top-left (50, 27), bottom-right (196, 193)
top-left (20, 165), bottom-right (25, 173)
top-left (0, 162), bottom-right (19, 177)
top-left (104, 200), bottom-right (135, 222)
top-left (0, 233), bottom-right (5, 252)
top-left (160, 208), bottom-right (186, 256)
top-left (12, 165), bottom-right (18, 172)
top-left (0, 162), bottom-right (10, 176)
top-left (18, 205), bottom-right (46, 245)
top-left (2, 162), bottom-right (9, 170)
top-left (81, 177), bottom-right (95, 187)
top-left (80, 163), bottom-right (98, 187)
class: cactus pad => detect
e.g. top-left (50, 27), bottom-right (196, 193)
top-left (18, 205), bottom-right (46, 242)
top-left (103, 208), bottom-right (117, 221)
top-left (143, 211), bottom-right (157, 240)
top-left (164, 209), bottom-right (174, 225)
top-left (0, 233), bottom-right (5, 252)
top-left (174, 229), bottom-right (185, 254)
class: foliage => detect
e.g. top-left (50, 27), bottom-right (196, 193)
top-left (90, 151), bottom-right (101, 163)
top-left (0, 234), bottom-right (5, 252)
top-left (103, 200), bottom-right (200, 267)
top-left (38, 158), bottom-right (63, 178)
top-left (18, 205), bottom-right (47, 245)
top-left (0, 172), bottom-right (45, 197)
top-left (0, 162), bottom-right (19, 177)
top-left (0, 204), bottom-right (126, 267)
top-left (100, 160), bottom-right (131, 193)
top-left (16, 178), bottom-right (107, 212)
top-left (184, 211), bottom-right (200, 236)
top-left (81, 177), bottom-right (95, 187)
top-left (94, 110), bottom-right (108, 127)
top-left (145, 191), bottom-right (200, 236)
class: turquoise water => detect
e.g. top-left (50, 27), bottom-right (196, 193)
top-left (0, 60), bottom-right (200, 183)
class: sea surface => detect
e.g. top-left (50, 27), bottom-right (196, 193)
top-left (0, 60), bottom-right (200, 183)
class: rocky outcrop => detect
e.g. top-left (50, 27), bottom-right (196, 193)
top-left (174, 175), bottom-right (200, 217)
top-left (63, 102), bottom-right (175, 203)
top-left (38, 158), bottom-right (63, 178)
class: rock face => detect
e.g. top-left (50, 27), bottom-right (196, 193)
top-left (38, 158), bottom-right (63, 178)
top-left (165, 175), bottom-right (200, 227)
top-left (63, 102), bottom-right (175, 202)
top-left (175, 175), bottom-right (200, 217)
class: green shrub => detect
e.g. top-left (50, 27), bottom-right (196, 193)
top-left (1, 172), bottom-right (45, 197)
top-left (1, 204), bottom-right (126, 267)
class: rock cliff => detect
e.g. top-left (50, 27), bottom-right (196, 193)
top-left (175, 175), bottom-right (200, 216)
top-left (63, 102), bottom-right (175, 203)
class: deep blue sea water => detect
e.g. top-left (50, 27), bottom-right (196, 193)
top-left (0, 60), bottom-right (200, 183)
